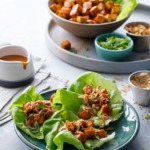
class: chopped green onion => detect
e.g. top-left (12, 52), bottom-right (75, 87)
top-left (98, 36), bottom-right (130, 50)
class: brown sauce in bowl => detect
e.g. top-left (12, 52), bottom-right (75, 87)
top-left (0, 55), bottom-right (28, 69)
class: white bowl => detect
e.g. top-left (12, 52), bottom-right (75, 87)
top-left (0, 45), bottom-right (35, 87)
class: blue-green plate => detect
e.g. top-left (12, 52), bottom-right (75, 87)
top-left (14, 89), bottom-right (140, 150)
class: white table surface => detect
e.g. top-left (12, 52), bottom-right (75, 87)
top-left (0, 0), bottom-right (149, 150)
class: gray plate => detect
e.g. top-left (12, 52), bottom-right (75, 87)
top-left (46, 4), bottom-right (150, 73)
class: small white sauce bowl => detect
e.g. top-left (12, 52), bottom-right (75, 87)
top-left (129, 70), bottom-right (150, 106)
top-left (0, 44), bottom-right (35, 87)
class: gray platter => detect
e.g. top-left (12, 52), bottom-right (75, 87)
top-left (46, 3), bottom-right (150, 73)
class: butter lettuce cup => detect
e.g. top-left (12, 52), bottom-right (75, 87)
top-left (9, 86), bottom-right (55, 139)
top-left (95, 33), bottom-right (134, 61)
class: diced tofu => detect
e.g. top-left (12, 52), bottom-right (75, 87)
top-left (75, 131), bottom-right (86, 143)
top-left (64, 0), bottom-right (74, 8)
top-left (69, 17), bottom-right (77, 22)
top-left (110, 13), bottom-right (118, 21)
top-left (105, 1), bottom-right (114, 10)
top-left (97, 2), bottom-right (105, 11)
top-left (82, 1), bottom-right (92, 15)
top-left (78, 110), bottom-right (92, 119)
top-left (66, 122), bottom-right (76, 132)
top-left (55, 0), bottom-right (64, 4)
top-left (83, 1), bottom-right (92, 9)
top-left (82, 120), bottom-right (94, 127)
top-left (87, 19), bottom-right (97, 24)
top-left (82, 7), bottom-right (89, 15)
top-left (70, 4), bottom-right (82, 18)
top-left (61, 40), bottom-right (71, 50)
top-left (101, 104), bottom-right (112, 116)
top-left (76, 16), bottom-right (88, 23)
top-left (111, 4), bottom-right (120, 14)
top-left (57, 10), bottom-right (70, 19)
top-left (94, 14), bottom-right (105, 23)
top-left (99, 9), bottom-right (107, 15)
top-left (97, 129), bottom-right (107, 138)
top-left (90, 0), bottom-right (99, 5)
top-left (50, 4), bottom-right (61, 13)
top-left (84, 128), bottom-right (96, 139)
top-left (89, 6), bottom-right (99, 17)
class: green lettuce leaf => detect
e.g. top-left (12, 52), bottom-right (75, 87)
top-left (68, 72), bottom-right (123, 124)
top-left (9, 86), bottom-right (45, 139)
top-left (9, 86), bottom-right (44, 110)
top-left (53, 130), bottom-right (86, 150)
top-left (115, 0), bottom-right (138, 20)
top-left (52, 89), bottom-right (84, 114)
top-left (53, 130), bottom-right (115, 150)
top-left (43, 110), bottom-right (80, 150)
top-left (85, 132), bottom-right (115, 149)
top-left (11, 106), bottom-right (44, 139)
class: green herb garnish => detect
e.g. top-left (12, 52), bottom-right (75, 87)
top-left (98, 36), bottom-right (130, 50)
top-left (145, 114), bottom-right (150, 120)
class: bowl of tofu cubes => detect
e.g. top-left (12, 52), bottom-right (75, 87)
top-left (48, 0), bottom-right (131, 38)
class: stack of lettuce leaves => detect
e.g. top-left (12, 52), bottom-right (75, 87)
top-left (9, 72), bottom-right (124, 150)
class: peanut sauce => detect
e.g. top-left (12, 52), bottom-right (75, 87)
top-left (0, 55), bottom-right (28, 69)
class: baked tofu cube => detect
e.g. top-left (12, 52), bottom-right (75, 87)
top-left (78, 110), bottom-right (92, 120)
top-left (83, 1), bottom-right (92, 8)
top-left (70, 4), bottom-right (82, 18)
top-left (101, 104), bottom-right (112, 116)
top-left (55, 0), bottom-right (64, 4)
top-left (100, 9), bottom-right (107, 15)
top-left (97, 2), bottom-right (105, 11)
top-left (64, 1), bottom-right (74, 8)
top-left (82, 7), bottom-right (89, 15)
top-left (61, 40), bottom-right (71, 50)
top-left (105, 1), bottom-right (114, 10)
top-left (110, 13), bottom-right (118, 21)
top-left (90, 0), bottom-right (99, 5)
top-left (97, 129), bottom-right (107, 138)
top-left (94, 14), bottom-right (105, 23)
top-left (89, 6), bottom-right (99, 17)
top-left (75, 131), bottom-right (86, 143)
top-left (87, 19), bottom-right (97, 24)
top-left (50, 4), bottom-right (61, 13)
top-left (76, 0), bottom-right (83, 5)
top-left (69, 17), bottom-right (77, 22)
top-left (66, 122), bottom-right (76, 132)
top-left (111, 4), bottom-right (120, 14)
top-left (57, 9), bottom-right (70, 19)
top-left (61, 6), bottom-right (71, 14)
top-left (76, 16), bottom-right (87, 23)
top-left (84, 128), bottom-right (96, 139)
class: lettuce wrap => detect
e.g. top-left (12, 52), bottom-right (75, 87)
top-left (43, 110), bottom-right (81, 150)
top-left (9, 86), bottom-right (48, 139)
top-left (67, 72), bottom-right (123, 125)
top-left (43, 110), bottom-right (116, 150)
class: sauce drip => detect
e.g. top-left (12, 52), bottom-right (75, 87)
top-left (0, 55), bottom-right (28, 69)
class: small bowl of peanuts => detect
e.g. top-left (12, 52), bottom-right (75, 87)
top-left (129, 70), bottom-right (150, 106)
top-left (124, 21), bottom-right (150, 52)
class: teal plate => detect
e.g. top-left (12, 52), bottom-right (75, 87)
top-left (14, 89), bottom-right (140, 150)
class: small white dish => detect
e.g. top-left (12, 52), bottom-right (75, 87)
top-left (0, 44), bottom-right (35, 87)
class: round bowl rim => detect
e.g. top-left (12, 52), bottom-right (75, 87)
top-left (95, 33), bottom-right (134, 53)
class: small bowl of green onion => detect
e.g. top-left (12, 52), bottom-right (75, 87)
top-left (94, 33), bottom-right (133, 61)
